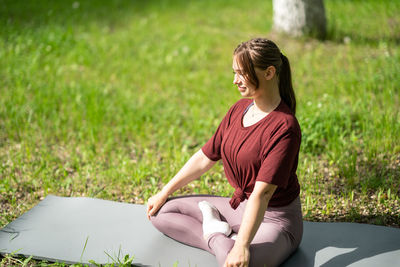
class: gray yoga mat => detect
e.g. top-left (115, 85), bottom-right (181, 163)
top-left (0, 195), bottom-right (399, 266)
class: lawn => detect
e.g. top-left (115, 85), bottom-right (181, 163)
top-left (1, 0), bottom-right (399, 265)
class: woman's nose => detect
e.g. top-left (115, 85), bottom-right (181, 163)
top-left (233, 74), bottom-right (239, 84)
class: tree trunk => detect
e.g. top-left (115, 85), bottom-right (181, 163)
top-left (273, 0), bottom-right (327, 39)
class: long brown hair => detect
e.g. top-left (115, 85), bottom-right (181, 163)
top-left (233, 38), bottom-right (296, 114)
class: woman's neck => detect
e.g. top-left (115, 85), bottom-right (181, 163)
top-left (252, 81), bottom-right (281, 114)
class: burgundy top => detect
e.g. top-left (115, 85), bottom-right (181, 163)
top-left (201, 98), bottom-right (301, 209)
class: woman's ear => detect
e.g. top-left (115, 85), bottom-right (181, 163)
top-left (264, 66), bottom-right (276, 80)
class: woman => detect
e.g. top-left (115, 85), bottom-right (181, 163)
top-left (146, 38), bottom-right (303, 267)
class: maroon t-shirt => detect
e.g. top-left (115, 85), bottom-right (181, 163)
top-left (201, 98), bottom-right (301, 209)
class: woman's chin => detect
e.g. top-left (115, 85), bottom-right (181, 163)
top-left (239, 90), bottom-right (250, 97)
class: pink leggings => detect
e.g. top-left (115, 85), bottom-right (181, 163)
top-left (150, 194), bottom-right (303, 267)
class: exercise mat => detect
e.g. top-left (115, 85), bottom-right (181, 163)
top-left (0, 195), bottom-right (399, 266)
top-left (0, 195), bottom-right (217, 266)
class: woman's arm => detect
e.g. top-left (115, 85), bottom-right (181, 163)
top-left (161, 149), bottom-right (217, 196)
top-left (147, 149), bottom-right (217, 218)
top-left (224, 181), bottom-right (277, 267)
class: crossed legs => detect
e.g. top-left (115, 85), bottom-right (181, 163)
top-left (150, 195), bottom-right (301, 267)
top-left (150, 195), bottom-right (237, 254)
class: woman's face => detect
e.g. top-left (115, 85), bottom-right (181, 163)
top-left (232, 57), bottom-right (263, 98)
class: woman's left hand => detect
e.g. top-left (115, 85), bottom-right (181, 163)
top-left (223, 243), bottom-right (250, 267)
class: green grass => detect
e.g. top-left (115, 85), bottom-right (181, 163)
top-left (1, 0), bottom-right (400, 265)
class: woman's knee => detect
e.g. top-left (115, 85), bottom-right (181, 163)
top-left (149, 201), bottom-right (175, 229)
top-left (149, 212), bottom-right (163, 230)
top-left (152, 197), bottom-right (185, 216)
top-left (248, 229), bottom-right (293, 267)
top-left (149, 196), bottom-right (202, 227)
top-left (249, 248), bottom-right (286, 267)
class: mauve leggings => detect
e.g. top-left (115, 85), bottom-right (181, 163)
top-left (150, 194), bottom-right (303, 267)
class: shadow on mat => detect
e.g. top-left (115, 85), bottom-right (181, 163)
top-left (281, 221), bottom-right (400, 267)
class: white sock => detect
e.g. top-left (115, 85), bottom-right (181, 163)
top-left (198, 201), bottom-right (232, 239)
top-left (230, 233), bottom-right (238, 240)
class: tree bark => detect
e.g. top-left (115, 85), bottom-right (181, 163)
top-left (273, 0), bottom-right (327, 39)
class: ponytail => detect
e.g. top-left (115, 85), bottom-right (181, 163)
top-left (279, 54), bottom-right (296, 115)
top-left (234, 38), bottom-right (297, 114)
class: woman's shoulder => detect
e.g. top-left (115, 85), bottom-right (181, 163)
top-left (270, 101), bottom-right (301, 137)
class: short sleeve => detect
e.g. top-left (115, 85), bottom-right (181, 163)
top-left (201, 121), bottom-right (224, 161)
top-left (255, 130), bottom-right (300, 188)
top-left (201, 102), bottom-right (240, 161)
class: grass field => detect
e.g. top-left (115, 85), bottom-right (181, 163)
top-left (1, 0), bottom-right (399, 265)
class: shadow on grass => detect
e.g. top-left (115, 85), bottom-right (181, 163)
top-left (0, 0), bottom-right (191, 34)
top-left (324, 14), bottom-right (400, 46)
top-left (336, 154), bottom-right (400, 191)
top-left (326, 29), bottom-right (400, 45)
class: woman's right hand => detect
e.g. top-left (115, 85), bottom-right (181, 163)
top-left (146, 190), bottom-right (169, 220)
